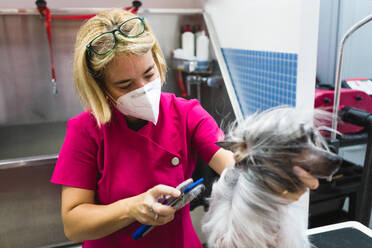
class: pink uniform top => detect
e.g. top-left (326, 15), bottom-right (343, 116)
top-left (51, 93), bottom-right (224, 248)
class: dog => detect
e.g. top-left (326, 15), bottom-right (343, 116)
top-left (202, 107), bottom-right (342, 248)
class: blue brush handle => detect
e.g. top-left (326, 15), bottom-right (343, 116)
top-left (132, 178), bottom-right (204, 240)
top-left (132, 224), bottom-right (151, 240)
top-left (183, 178), bottom-right (204, 194)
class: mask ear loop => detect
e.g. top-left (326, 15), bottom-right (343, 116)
top-left (105, 91), bottom-right (118, 106)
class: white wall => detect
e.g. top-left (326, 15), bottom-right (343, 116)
top-left (205, 0), bottom-right (301, 53)
top-left (316, 0), bottom-right (340, 85)
top-left (317, 0), bottom-right (372, 86)
top-left (205, 0), bottom-right (320, 111)
top-left (296, 0), bottom-right (320, 110)
top-left (338, 0), bottom-right (372, 81)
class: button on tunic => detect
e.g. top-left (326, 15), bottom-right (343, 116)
top-left (171, 157), bottom-right (180, 166)
top-left (51, 93), bottom-right (224, 248)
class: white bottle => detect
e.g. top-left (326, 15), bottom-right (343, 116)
top-left (181, 25), bottom-right (195, 59)
top-left (194, 25), bottom-right (203, 51)
top-left (196, 31), bottom-right (209, 61)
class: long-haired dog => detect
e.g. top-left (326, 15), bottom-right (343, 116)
top-left (202, 107), bottom-right (342, 248)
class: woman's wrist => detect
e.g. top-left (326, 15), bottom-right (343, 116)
top-left (114, 197), bottom-right (138, 225)
top-left (121, 193), bottom-right (145, 222)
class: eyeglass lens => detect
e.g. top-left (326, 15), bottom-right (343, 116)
top-left (89, 18), bottom-right (145, 55)
top-left (119, 18), bottom-right (144, 37)
top-left (91, 33), bottom-right (116, 55)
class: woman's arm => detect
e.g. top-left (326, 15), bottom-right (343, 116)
top-left (208, 148), bottom-right (235, 175)
top-left (61, 185), bottom-right (180, 243)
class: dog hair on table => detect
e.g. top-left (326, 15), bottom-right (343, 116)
top-left (202, 107), bottom-right (341, 248)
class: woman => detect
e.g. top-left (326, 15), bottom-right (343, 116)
top-left (51, 9), bottom-right (319, 248)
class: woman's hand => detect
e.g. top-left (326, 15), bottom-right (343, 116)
top-left (293, 166), bottom-right (319, 190)
top-left (281, 166), bottom-right (320, 201)
top-left (129, 184), bottom-right (181, 226)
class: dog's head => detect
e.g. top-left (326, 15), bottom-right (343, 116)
top-left (218, 107), bottom-right (342, 196)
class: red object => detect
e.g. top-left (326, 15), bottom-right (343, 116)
top-left (344, 78), bottom-right (368, 82)
top-left (52, 14), bottom-right (96, 20)
top-left (124, 6), bottom-right (140, 13)
top-left (36, 5), bottom-right (56, 83)
top-left (35, 0), bottom-right (142, 84)
top-left (177, 70), bottom-right (188, 97)
top-left (184, 24), bottom-right (191, 32)
top-left (314, 88), bottom-right (372, 134)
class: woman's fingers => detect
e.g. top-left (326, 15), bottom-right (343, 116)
top-left (293, 166), bottom-right (319, 190)
top-left (136, 184), bottom-right (181, 225)
top-left (151, 212), bottom-right (175, 226)
top-left (149, 184), bottom-right (181, 198)
top-left (135, 201), bottom-right (173, 225)
top-left (140, 201), bottom-right (175, 226)
top-left (151, 201), bottom-right (176, 215)
top-left (147, 184), bottom-right (181, 215)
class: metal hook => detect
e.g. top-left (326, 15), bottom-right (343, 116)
top-left (51, 79), bottom-right (58, 95)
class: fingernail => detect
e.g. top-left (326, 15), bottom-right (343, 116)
top-left (312, 181), bottom-right (319, 189)
top-left (293, 166), bottom-right (304, 176)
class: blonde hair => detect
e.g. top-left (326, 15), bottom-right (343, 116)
top-left (73, 9), bottom-right (167, 125)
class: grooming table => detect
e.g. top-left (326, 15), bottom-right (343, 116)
top-left (307, 221), bottom-right (372, 247)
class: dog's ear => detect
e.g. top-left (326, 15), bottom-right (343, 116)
top-left (216, 141), bottom-right (234, 151)
top-left (216, 141), bottom-right (250, 164)
top-left (216, 141), bottom-right (247, 151)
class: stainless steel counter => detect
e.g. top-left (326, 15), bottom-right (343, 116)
top-left (0, 155), bottom-right (72, 248)
top-left (0, 122), bottom-right (67, 161)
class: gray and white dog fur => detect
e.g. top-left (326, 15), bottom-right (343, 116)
top-left (202, 107), bottom-right (341, 248)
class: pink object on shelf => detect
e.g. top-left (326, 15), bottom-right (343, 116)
top-left (315, 88), bottom-right (372, 134)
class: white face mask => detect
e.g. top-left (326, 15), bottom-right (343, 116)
top-left (115, 77), bottom-right (162, 125)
